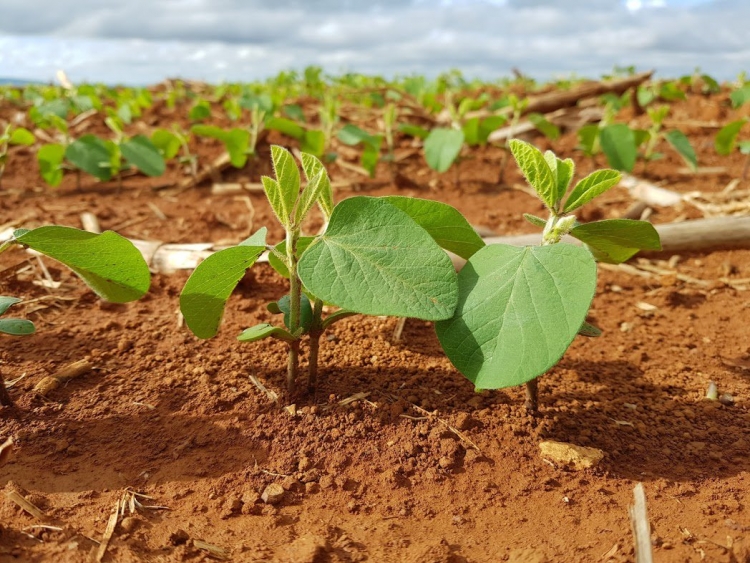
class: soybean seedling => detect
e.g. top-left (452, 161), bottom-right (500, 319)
top-left (0, 226), bottom-right (151, 407)
top-left (436, 139), bottom-right (661, 412)
top-left (180, 145), bottom-right (485, 397)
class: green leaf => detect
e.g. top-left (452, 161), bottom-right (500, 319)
top-left (599, 124), bottom-right (637, 172)
top-left (399, 123), bottom-right (430, 140)
top-left (261, 176), bottom-right (289, 227)
top-left (509, 139), bottom-right (557, 209)
top-left (563, 169), bottom-right (621, 213)
top-left (577, 124), bottom-right (599, 156)
top-left (544, 153), bottom-right (575, 207)
top-left (570, 219), bottom-right (662, 264)
top-left (265, 117), bottom-right (305, 140)
top-left (180, 244), bottom-right (265, 339)
top-left (301, 130), bottom-right (326, 157)
top-left (300, 152), bottom-right (333, 220)
top-left (528, 113), bottom-right (560, 140)
top-left (239, 227), bottom-right (267, 247)
top-left (151, 129), bottom-right (181, 160)
top-left (65, 135), bottom-right (114, 181)
top-left (478, 115), bottom-right (506, 144)
top-left (15, 227), bottom-right (150, 302)
top-left (664, 129), bottom-right (697, 171)
top-left (298, 197), bottom-right (458, 320)
top-left (283, 104), bottom-right (306, 122)
top-left (237, 323), bottom-right (295, 343)
top-left (0, 296), bottom-right (22, 316)
top-left (424, 128), bottom-right (464, 173)
top-left (275, 294), bottom-right (313, 333)
top-left (9, 127), bottom-right (34, 146)
top-left (383, 196), bottom-right (485, 260)
top-left (189, 99), bottom-right (211, 122)
top-left (361, 142), bottom-right (381, 177)
top-left (730, 85), bottom-right (750, 109)
top-left (659, 82), bottom-right (686, 102)
top-left (295, 170), bottom-right (328, 223)
top-left (268, 237), bottom-right (315, 279)
top-left (271, 145), bottom-right (300, 222)
top-left (223, 129), bottom-right (250, 167)
top-left (121, 135), bottom-right (166, 177)
top-left (462, 117), bottom-right (481, 146)
top-left (715, 119), bottom-right (747, 156)
top-left (578, 321), bottom-right (602, 337)
top-left (435, 244), bottom-right (597, 388)
top-left (37, 143), bottom-right (65, 187)
top-left (0, 318), bottom-right (35, 336)
top-left (523, 213), bottom-right (547, 228)
top-left (338, 124), bottom-right (375, 146)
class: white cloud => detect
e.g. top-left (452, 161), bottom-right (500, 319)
top-left (0, 0), bottom-right (745, 84)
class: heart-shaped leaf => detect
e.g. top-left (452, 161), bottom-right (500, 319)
top-left (435, 243), bottom-right (597, 388)
top-left (599, 124), bottom-right (636, 172)
top-left (298, 197), bottom-right (458, 320)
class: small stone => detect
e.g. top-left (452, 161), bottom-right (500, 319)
top-left (719, 393), bottom-right (735, 406)
top-left (281, 476), bottom-right (302, 492)
top-left (169, 529), bottom-right (189, 546)
top-left (438, 456), bottom-right (454, 470)
top-left (539, 440), bottom-right (605, 470)
top-left (241, 490), bottom-right (260, 505)
top-left (297, 457), bottom-right (313, 472)
top-left (319, 475), bottom-right (335, 490)
top-left (454, 412), bottom-right (476, 431)
top-left (220, 496), bottom-right (242, 519)
top-left (261, 483), bottom-right (285, 505)
top-left (119, 517), bottom-right (139, 533)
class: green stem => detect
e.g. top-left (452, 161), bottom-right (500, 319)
top-left (307, 298), bottom-right (325, 394)
top-left (286, 228), bottom-right (301, 396)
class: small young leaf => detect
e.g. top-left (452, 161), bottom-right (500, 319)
top-left (563, 169), bottom-right (621, 213)
top-left (382, 196), bottom-right (485, 260)
top-left (599, 124), bottom-right (637, 172)
top-left (275, 294), bottom-right (313, 333)
top-left (0, 296), bottom-right (22, 316)
top-left (523, 213), bottom-right (547, 228)
top-left (237, 324), bottom-right (295, 343)
top-left (730, 85), bottom-right (750, 109)
top-left (300, 152), bottom-right (333, 220)
top-left (578, 321), bottom-right (602, 337)
top-left (298, 197), bottom-right (458, 320)
top-left (570, 219), bottom-right (662, 264)
top-left (664, 129), bottom-right (697, 171)
top-left (261, 176), bottom-right (290, 227)
top-left (477, 115), bottom-right (506, 144)
top-left (294, 170), bottom-right (327, 224)
top-left (121, 135), bottom-right (166, 177)
top-left (361, 142), bottom-right (381, 177)
top-left (270, 145), bottom-right (300, 220)
top-left (65, 135), bottom-right (114, 181)
top-left (223, 129), bottom-right (250, 167)
top-left (37, 143), bottom-right (65, 187)
top-left (151, 129), bottom-right (181, 160)
top-left (715, 119), bottom-right (747, 156)
top-left (528, 113), bottom-right (560, 140)
top-left (268, 237), bottom-right (315, 279)
top-left (435, 244), bottom-right (597, 389)
top-left (239, 227), bottom-right (267, 247)
top-left (462, 117), bottom-right (481, 147)
top-left (399, 123), bottom-right (430, 140)
top-left (337, 124), bottom-right (375, 146)
top-left (424, 128), bottom-right (464, 173)
top-left (15, 227), bottom-right (150, 302)
top-left (265, 117), bottom-right (305, 140)
top-left (0, 318), bottom-right (35, 336)
top-left (189, 99), bottom-right (211, 122)
top-left (9, 127), bottom-right (34, 146)
top-left (544, 152), bottom-right (575, 206)
top-left (180, 244), bottom-right (265, 339)
top-left (577, 124), bottom-right (599, 156)
top-left (283, 104), bottom-right (306, 122)
top-left (301, 130), bottom-right (326, 158)
top-left (509, 139), bottom-right (557, 209)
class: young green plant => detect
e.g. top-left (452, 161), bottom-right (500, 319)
top-left (0, 226), bottom-right (151, 407)
top-left (435, 139), bottom-right (661, 412)
top-left (179, 146), bottom-right (484, 396)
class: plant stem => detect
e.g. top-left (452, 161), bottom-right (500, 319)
top-left (524, 378), bottom-right (538, 414)
top-left (307, 298), bottom-right (325, 394)
top-left (0, 371), bottom-right (14, 408)
top-left (285, 228), bottom-right (301, 396)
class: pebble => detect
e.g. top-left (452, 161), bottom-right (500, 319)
top-left (539, 441), bottom-right (605, 470)
top-left (261, 483), bottom-right (285, 505)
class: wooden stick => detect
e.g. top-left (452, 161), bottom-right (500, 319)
top-left (5, 490), bottom-right (47, 521)
top-left (629, 483), bottom-right (654, 563)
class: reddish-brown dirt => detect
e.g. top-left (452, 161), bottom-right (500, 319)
top-left (1, 83), bottom-right (749, 562)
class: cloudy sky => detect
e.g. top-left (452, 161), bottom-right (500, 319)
top-left (0, 0), bottom-right (746, 85)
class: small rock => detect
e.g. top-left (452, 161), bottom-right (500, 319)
top-left (438, 456), bottom-right (454, 470)
top-left (454, 412), bottom-right (476, 431)
top-left (539, 440), bottom-right (605, 470)
top-left (261, 483), bottom-right (285, 505)
top-left (119, 517), bottom-right (139, 533)
top-left (281, 476), bottom-right (302, 492)
top-left (220, 496), bottom-right (242, 519)
top-left (719, 393), bottom-right (735, 406)
top-left (319, 475), bottom-right (335, 490)
top-left (169, 529), bottom-right (189, 546)
top-left (298, 457), bottom-right (313, 472)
